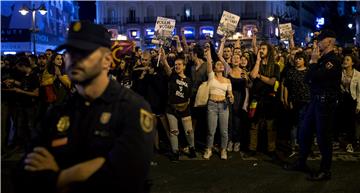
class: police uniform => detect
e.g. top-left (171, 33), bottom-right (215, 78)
top-left (298, 30), bottom-right (341, 179)
top-left (16, 21), bottom-right (155, 193)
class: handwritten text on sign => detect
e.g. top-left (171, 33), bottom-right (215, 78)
top-left (217, 11), bottom-right (240, 36)
top-left (155, 17), bottom-right (176, 38)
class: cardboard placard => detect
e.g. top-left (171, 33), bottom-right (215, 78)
top-left (155, 17), bottom-right (176, 38)
top-left (217, 11), bottom-right (240, 36)
top-left (279, 23), bottom-right (292, 41)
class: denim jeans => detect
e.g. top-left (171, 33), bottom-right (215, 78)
top-left (166, 113), bottom-right (194, 152)
top-left (207, 100), bottom-right (229, 149)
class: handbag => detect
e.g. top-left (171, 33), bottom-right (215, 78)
top-left (194, 81), bottom-right (209, 107)
top-left (44, 84), bottom-right (57, 103)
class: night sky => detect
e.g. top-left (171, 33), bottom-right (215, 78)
top-left (77, 1), bottom-right (96, 22)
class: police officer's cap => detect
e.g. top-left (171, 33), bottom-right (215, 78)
top-left (317, 29), bottom-right (336, 41)
top-left (55, 21), bottom-right (111, 52)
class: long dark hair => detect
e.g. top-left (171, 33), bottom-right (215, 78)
top-left (259, 42), bottom-right (276, 77)
top-left (48, 53), bottom-right (65, 75)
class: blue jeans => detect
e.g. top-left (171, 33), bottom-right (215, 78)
top-left (207, 100), bottom-right (229, 149)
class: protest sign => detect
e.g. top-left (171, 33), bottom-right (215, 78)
top-left (217, 11), bottom-right (240, 36)
top-left (155, 16), bottom-right (176, 38)
top-left (279, 23), bottom-right (293, 41)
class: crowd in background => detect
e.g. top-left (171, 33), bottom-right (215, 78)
top-left (2, 28), bottom-right (360, 161)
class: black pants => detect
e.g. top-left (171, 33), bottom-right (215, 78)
top-left (14, 105), bottom-right (37, 149)
top-left (299, 95), bottom-right (337, 172)
top-left (334, 93), bottom-right (357, 144)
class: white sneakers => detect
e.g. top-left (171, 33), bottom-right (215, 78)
top-left (233, 142), bottom-right (240, 152)
top-left (227, 141), bottom-right (233, 152)
top-left (203, 148), bottom-right (228, 160)
top-left (203, 148), bottom-right (212, 159)
top-left (221, 149), bottom-right (227, 160)
top-left (346, 144), bottom-right (354, 153)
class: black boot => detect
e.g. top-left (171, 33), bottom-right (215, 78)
top-left (188, 147), bottom-right (196, 158)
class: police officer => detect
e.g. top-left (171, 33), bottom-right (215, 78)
top-left (284, 29), bottom-right (341, 181)
top-left (16, 21), bottom-right (155, 193)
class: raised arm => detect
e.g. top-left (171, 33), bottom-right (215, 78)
top-left (250, 50), bottom-right (261, 79)
top-left (217, 36), bottom-right (226, 57)
top-left (234, 36), bottom-right (241, 49)
top-left (159, 47), bottom-right (172, 76)
top-left (181, 29), bottom-right (189, 53)
top-left (173, 35), bottom-right (183, 53)
top-left (205, 49), bottom-right (213, 74)
top-left (252, 28), bottom-right (258, 53)
top-left (289, 30), bottom-right (295, 50)
top-left (214, 38), bottom-right (230, 74)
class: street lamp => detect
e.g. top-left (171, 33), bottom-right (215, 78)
top-left (348, 23), bottom-right (353, 29)
top-left (267, 16), bottom-right (275, 22)
top-left (267, 15), bottom-right (280, 42)
top-left (19, 4), bottom-right (47, 55)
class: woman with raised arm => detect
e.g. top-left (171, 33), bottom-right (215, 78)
top-left (203, 48), bottom-right (234, 160)
top-left (217, 37), bottom-right (251, 152)
top-left (159, 48), bottom-right (196, 161)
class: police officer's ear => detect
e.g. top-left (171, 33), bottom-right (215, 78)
top-left (100, 47), bottom-right (113, 70)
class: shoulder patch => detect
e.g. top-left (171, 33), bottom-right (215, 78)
top-left (100, 112), bottom-right (112, 124)
top-left (57, 116), bottom-right (70, 132)
top-left (325, 62), bottom-right (334, 70)
top-left (140, 108), bottom-right (154, 133)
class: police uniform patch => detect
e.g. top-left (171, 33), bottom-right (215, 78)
top-left (325, 62), bottom-right (334, 70)
top-left (73, 22), bottom-right (81, 32)
top-left (100, 112), bottom-right (112, 124)
top-left (140, 108), bottom-right (154, 133)
top-left (57, 116), bottom-right (70, 132)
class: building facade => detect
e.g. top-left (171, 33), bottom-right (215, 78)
top-left (1, 0), bottom-right (79, 54)
top-left (96, 1), bottom-right (321, 49)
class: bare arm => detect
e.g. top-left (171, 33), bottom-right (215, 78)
top-left (57, 75), bottom-right (71, 89)
top-left (205, 49), bottom-right (213, 74)
top-left (159, 48), bottom-right (172, 77)
top-left (283, 85), bottom-right (289, 108)
top-left (242, 87), bottom-right (250, 111)
top-left (13, 87), bottom-right (39, 97)
top-left (181, 29), bottom-right (189, 53)
top-left (24, 147), bottom-right (105, 191)
top-left (217, 36), bottom-right (226, 56)
top-left (252, 28), bottom-right (258, 53)
top-left (250, 51), bottom-right (261, 79)
top-left (289, 31), bottom-right (295, 50)
top-left (3, 79), bottom-right (22, 87)
top-left (57, 157), bottom-right (105, 190)
top-left (55, 66), bottom-right (71, 89)
top-left (260, 75), bottom-right (276, 86)
top-left (174, 35), bottom-right (183, 53)
top-left (234, 36), bottom-right (241, 49)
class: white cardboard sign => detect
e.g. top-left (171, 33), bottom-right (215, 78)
top-left (155, 17), bottom-right (176, 38)
top-left (279, 23), bottom-right (293, 41)
top-left (217, 11), bottom-right (240, 36)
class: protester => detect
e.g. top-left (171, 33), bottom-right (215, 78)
top-left (203, 47), bottom-right (234, 160)
top-left (249, 42), bottom-right (280, 158)
top-left (160, 48), bottom-right (196, 161)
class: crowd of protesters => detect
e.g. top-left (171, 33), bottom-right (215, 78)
top-left (2, 28), bottom-right (360, 165)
